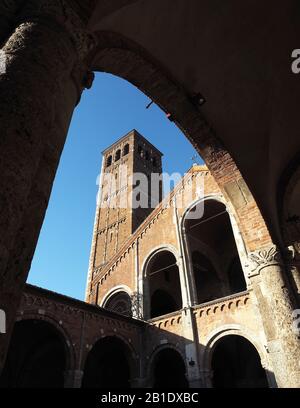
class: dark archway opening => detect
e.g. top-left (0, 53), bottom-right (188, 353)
top-left (211, 335), bottom-right (268, 388)
top-left (152, 348), bottom-right (188, 388)
top-left (192, 251), bottom-right (221, 303)
top-left (147, 251), bottom-right (182, 319)
top-left (82, 336), bottom-right (132, 388)
top-left (281, 165), bottom-right (300, 298)
top-left (104, 291), bottom-right (132, 317)
top-left (184, 200), bottom-right (246, 304)
top-left (282, 168), bottom-right (300, 249)
top-left (151, 289), bottom-right (177, 318)
top-left (228, 256), bottom-right (247, 294)
top-left (0, 320), bottom-right (67, 388)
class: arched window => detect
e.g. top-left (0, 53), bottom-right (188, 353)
top-left (106, 155), bottom-right (112, 167)
top-left (104, 291), bottom-right (132, 317)
top-left (183, 199), bottom-right (246, 304)
top-left (115, 149), bottom-right (121, 161)
top-left (146, 250), bottom-right (182, 319)
top-left (123, 144), bottom-right (129, 156)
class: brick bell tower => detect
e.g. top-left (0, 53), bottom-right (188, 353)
top-left (85, 130), bottom-right (163, 302)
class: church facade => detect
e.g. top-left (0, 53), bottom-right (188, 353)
top-left (0, 130), bottom-right (284, 388)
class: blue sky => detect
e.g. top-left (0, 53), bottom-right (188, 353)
top-left (27, 73), bottom-right (200, 300)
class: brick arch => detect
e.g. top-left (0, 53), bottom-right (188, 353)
top-left (142, 245), bottom-right (180, 279)
top-left (100, 285), bottom-right (133, 307)
top-left (142, 245), bottom-right (182, 319)
top-left (101, 286), bottom-right (133, 317)
top-left (202, 325), bottom-right (272, 387)
top-left (15, 311), bottom-right (76, 373)
top-left (146, 343), bottom-right (188, 386)
top-left (90, 30), bottom-right (273, 252)
top-left (181, 194), bottom-right (249, 285)
top-left (81, 332), bottom-right (140, 380)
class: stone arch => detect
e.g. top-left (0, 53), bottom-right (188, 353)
top-left (101, 286), bottom-right (133, 317)
top-left (181, 196), bottom-right (247, 305)
top-left (81, 333), bottom-right (139, 388)
top-left (202, 325), bottom-right (272, 388)
top-left (142, 245), bottom-right (180, 279)
top-left (101, 284), bottom-right (133, 306)
top-left (15, 311), bottom-right (76, 372)
top-left (147, 344), bottom-right (188, 388)
top-left (0, 315), bottom-right (74, 388)
top-left (90, 30), bottom-right (273, 252)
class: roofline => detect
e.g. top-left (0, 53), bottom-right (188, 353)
top-left (101, 129), bottom-right (164, 157)
top-left (24, 283), bottom-right (146, 326)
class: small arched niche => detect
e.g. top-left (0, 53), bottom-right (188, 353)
top-left (211, 335), bottom-right (269, 388)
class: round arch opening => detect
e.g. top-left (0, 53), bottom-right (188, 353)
top-left (145, 250), bottom-right (182, 319)
top-left (151, 348), bottom-right (188, 388)
top-left (103, 290), bottom-right (133, 317)
top-left (211, 335), bottom-right (269, 388)
top-left (0, 319), bottom-right (68, 388)
top-left (183, 199), bottom-right (246, 304)
top-left (82, 336), bottom-right (134, 388)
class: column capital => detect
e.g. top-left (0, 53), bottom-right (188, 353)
top-left (246, 245), bottom-right (283, 278)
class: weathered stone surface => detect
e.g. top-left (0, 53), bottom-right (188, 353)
top-left (0, 0), bottom-right (96, 372)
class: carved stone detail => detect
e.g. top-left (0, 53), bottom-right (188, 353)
top-left (247, 245), bottom-right (282, 277)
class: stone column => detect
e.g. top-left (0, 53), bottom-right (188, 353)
top-left (247, 245), bottom-right (300, 388)
top-left (64, 369), bottom-right (84, 388)
top-left (0, 0), bottom-right (96, 373)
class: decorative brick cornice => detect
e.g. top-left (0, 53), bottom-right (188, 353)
top-left (22, 284), bottom-right (145, 329)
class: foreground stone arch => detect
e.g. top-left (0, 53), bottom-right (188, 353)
top-left (0, 1), bottom-right (299, 387)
